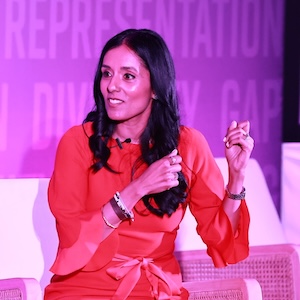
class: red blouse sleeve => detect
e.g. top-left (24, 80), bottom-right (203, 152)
top-left (179, 127), bottom-right (250, 268)
top-left (48, 124), bottom-right (118, 275)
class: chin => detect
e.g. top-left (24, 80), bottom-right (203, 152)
top-left (107, 113), bottom-right (125, 122)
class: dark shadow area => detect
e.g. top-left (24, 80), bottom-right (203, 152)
top-left (282, 0), bottom-right (300, 142)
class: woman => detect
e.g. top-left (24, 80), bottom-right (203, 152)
top-left (44, 29), bottom-right (254, 299)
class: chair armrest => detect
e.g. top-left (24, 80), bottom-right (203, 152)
top-left (0, 278), bottom-right (42, 300)
top-left (183, 278), bottom-right (262, 300)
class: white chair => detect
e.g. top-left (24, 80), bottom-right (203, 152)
top-left (281, 143), bottom-right (300, 245)
top-left (0, 178), bottom-right (57, 291)
top-left (0, 277), bottom-right (42, 300)
top-left (176, 244), bottom-right (300, 300)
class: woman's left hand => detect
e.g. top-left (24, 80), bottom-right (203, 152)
top-left (223, 120), bottom-right (254, 174)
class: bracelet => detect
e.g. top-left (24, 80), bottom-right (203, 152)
top-left (226, 186), bottom-right (246, 200)
top-left (102, 213), bottom-right (117, 229)
top-left (111, 192), bottom-right (134, 221)
top-left (110, 196), bottom-right (127, 220)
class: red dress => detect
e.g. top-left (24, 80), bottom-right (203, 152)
top-left (44, 123), bottom-right (250, 299)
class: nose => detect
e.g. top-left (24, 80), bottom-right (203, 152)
top-left (107, 75), bottom-right (120, 92)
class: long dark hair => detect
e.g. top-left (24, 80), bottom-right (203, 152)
top-left (85, 29), bottom-right (187, 216)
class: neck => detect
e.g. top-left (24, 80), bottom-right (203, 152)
top-left (113, 135), bottom-right (140, 144)
top-left (113, 127), bottom-right (143, 145)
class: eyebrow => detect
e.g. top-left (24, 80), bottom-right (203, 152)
top-left (101, 64), bottom-right (138, 73)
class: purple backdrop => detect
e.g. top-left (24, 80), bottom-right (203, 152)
top-left (0, 0), bottom-right (284, 211)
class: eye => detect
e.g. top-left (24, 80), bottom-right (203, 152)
top-left (124, 73), bottom-right (135, 80)
top-left (101, 70), bottom-right (111, 78)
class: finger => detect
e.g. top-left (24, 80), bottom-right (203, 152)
top-left (168, 149), bottom-right (178, 157)
top-left (169, 156), bottom-right (177, 165)
top-left (237, 120), bottom-right (250, 134)
top-left (223, 120), bottom-right (237, 142)
top-left (167, 149), bottom-right (182, 166)
top-left (168, 172), bottom-right (179, 181)
top-left (170, 163), bottom-right (182, 173)
top-left (169, 155), bottom-right (182, 165)
top-left (227, 130), bottom-right (248, 141)
top-left (225, 133), bottom-right (254, 149)
top-left (224, 120), bottom-right (251, 144)
top-left (237, 120), bottom-right (251, 141)
top-left (228, 120), bottom-right (238, 130)
top-left (168, 149), bottom-right (177, 165)
top-left (167, 173), bottom-right (180, 190)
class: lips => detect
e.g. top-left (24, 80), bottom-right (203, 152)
top-left (108, 98), bottom-right (123, 104)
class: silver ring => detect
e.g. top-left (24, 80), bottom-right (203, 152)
top-left (243, 133), bottom-right (250, 140)
top-left (170, 156), bottom-right (176, 165)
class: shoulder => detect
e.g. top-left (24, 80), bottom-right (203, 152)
top-left (179, 125), bottom-right (209, 148)
top-left (178, 125), bottom-right (215, 168)
top-left (178, 126), bottom-right (222, 184)
top-left (63, 122), bottom-right (93, 139)
top-left (57, 122), bottom-right (93, 155)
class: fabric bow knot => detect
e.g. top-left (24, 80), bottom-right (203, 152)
top-left (106, 254), bottom-right (181, 300)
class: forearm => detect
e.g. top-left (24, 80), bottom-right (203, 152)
top-left (222, 172), bottom-right (245, 232)
top-left (222, 197), bottom-right (241, 232)
top-left (101, 150), bottom-right (182, 238)
top-left (101, 179), bottom-right (144, 239)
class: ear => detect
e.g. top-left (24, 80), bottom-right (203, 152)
top-left (151, 92), bottom-right (157, 100)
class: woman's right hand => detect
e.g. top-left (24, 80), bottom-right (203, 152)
top-left (102, 149), bottom-right (182, 232)
top-left (112, 149), bottom-right (182, 217)
top-left (135, 149), bottom-right (182, 196)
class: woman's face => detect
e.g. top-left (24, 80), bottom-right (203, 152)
top-left (100, 44), bottom-right (154, 125)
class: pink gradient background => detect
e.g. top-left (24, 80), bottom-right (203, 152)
top-left (0, 0), bottom-right (284, 210)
